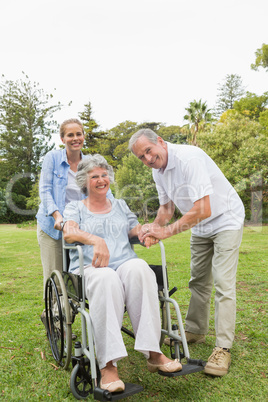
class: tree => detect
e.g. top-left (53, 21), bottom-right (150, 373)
top-left (0, 189), bottom-right (7, 218)
top-left (115, 153), bottom-right (158, 221)
top-left (183, 99), bottom-right (213, 145)
top-left (259, 110), bottom-right (268, 136)
top-left (26, 177), bottom-right (40, 212)
top-left (157, 125), bottom-right (187, 144)
top-left (199, 112), bottom-right (268, 222)
top-left (100, 121), bottom-right (162, 168)
top-left (214, 74), bottom-right (245, 117)
top-left (104, 121), bottom-right (139, 167)
top-left (0, 73), bottom-right (62, 222)
top-left (136, 122), bottom-right (162, 132)
top-left (233, 91), bottom-right (268, 120)
top-left (0, 73), bottom-right (61, 178)
top-left (79, 101), bottom-right (107, 153)
top-left (251, 43), bottom-right (268, 72)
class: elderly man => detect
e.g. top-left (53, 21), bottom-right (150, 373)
top-left (129, 128), bottom-right (245, 377)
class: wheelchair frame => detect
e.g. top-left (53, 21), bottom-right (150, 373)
top-left (44, 237), bottom-right (205, 401)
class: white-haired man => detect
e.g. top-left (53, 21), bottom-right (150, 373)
top-left (129, 128), bottom-right (245, 377)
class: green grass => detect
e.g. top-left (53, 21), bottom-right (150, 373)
top-left (0, 224), bottom-right (267, 401)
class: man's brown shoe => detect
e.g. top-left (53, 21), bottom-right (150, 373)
top-left (164, 331), bottom-right (205, 346)
top-left (204, 347), bottom-right (231, 376)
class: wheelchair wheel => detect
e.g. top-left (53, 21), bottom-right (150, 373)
top-left (45, 270), bottom-right (72, 369)
top-left (70, 358), bottom-right (99, 400)
top-left (159, 291), bottom-right (168, 346)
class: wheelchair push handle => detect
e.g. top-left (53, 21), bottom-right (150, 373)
top-left (129, 236), bottom-right (141, 245)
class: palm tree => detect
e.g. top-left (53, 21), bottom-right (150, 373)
top-left (184, 99), bottom-right (213, 145)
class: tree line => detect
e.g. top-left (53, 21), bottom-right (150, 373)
top-left (0, 44), bottom-right (268, 223)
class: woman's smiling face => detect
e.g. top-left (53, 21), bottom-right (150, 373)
top-left (87, 167), bottom-right (110, 196)
top-left (61, 123), bottom-right (85, 152)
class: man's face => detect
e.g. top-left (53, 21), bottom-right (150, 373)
top-left (132, 136), bottom-right (168, 170)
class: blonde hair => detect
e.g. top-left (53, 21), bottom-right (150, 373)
top-left (59, 118), bottom-right (84, 138)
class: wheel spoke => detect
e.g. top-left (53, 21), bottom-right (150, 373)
top-left (45, 271), bottom-right (72, 369)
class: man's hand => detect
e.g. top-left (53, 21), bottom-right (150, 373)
top-left (138, 223), bottom-right (168, 243)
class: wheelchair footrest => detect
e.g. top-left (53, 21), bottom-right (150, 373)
top-left (94, 383), bottom-right (143, 401)
top-left (158, 359), bottom-right (206, 377)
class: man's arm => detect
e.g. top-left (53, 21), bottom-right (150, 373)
top-left (139, 195), bottom-right (211, 242)
top-left (164, 195), bottom-right (211, 236)
top-left (154, 200), bottom-right (175, 226)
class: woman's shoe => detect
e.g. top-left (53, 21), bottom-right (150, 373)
top-left (100, 379), bottom-right (125, 393)
top-left (147, 358), bottom-right (182, 373)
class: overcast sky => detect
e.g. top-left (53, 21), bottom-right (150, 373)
top-left (1, 0), bottom-right (267, 147)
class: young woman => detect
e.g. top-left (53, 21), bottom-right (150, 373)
top-left (63, 154), bottom-right (182, 393)
top-left (36, 119), bottom-right (113, 297)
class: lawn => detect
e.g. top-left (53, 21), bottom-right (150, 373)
top-left (0, 224), bottom-right (267, 401)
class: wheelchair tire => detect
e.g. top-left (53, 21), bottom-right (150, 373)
top-left (70, 360), bottom-right (93, 400)
top-left (159, 291), bottom-right (168, 346)
top-left (45, 270), bottom-right (72, 370)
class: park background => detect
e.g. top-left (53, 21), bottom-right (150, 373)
top-left (0, 0), bottom-right (268, 224)
top-left (0, 0), bottom-right (267, 400)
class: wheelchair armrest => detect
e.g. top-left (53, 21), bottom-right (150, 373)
top-left (64, 241), bottom-right (84, 248)
top-left (61, 223), bottom-right (84, 247)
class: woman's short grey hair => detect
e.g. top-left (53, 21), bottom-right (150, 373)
top-left (128, 128), bottom-right (158, 152)
top-left (76, 154), bottom-right (114, 196)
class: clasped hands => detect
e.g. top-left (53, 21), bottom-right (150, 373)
top-left (91, 224), bottom-right (164, 268)
top-left (138, 223), bottom-right (166, 248)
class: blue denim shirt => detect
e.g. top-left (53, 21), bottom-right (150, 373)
top-left (36, 149), bottom-right (113, 240)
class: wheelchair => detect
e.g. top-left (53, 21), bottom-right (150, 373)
top-left (44, 236), bottom-right (205, 401)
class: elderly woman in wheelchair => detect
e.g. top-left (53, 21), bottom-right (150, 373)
top-left (62, 154), bottom-right (182, 393)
